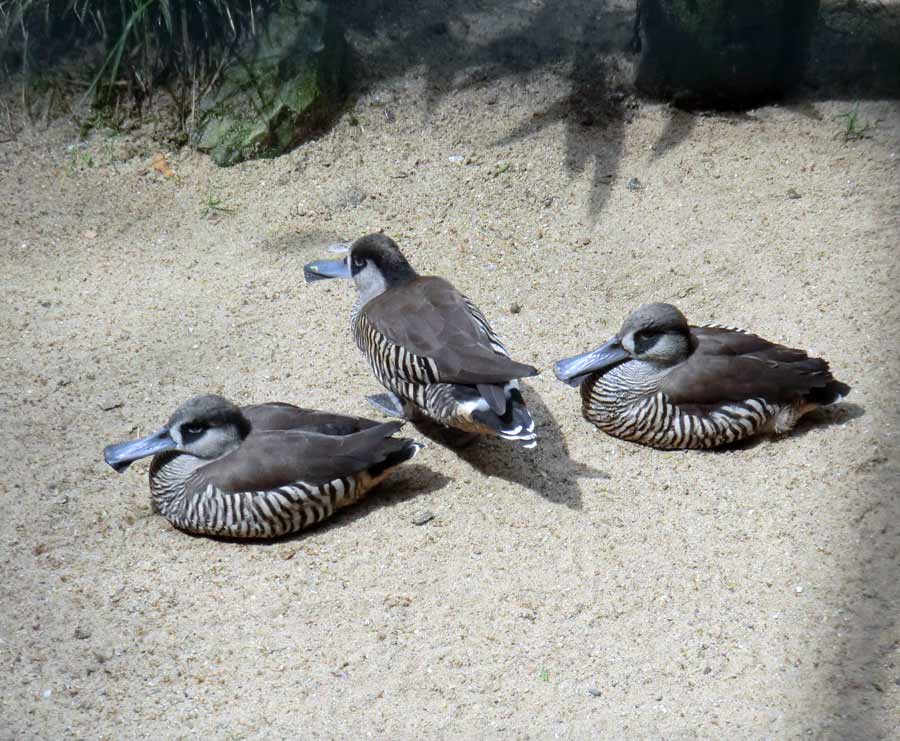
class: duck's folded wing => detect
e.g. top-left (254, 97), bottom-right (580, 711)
top-left (362, 276), bottom-right (538, 384)
top-left (189, 422), bottom-right (408, 493)
top-left (243, 402), bottom-right (383, 436)
top-left (662, 328), bottom-right (838, 408)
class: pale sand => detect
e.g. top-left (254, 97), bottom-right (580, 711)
top-left (1, 3), bottom-right (899, 738)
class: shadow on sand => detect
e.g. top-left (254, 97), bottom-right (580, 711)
top-left (410, 386), bottom-right (607, 510)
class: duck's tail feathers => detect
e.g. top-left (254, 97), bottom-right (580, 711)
top-left (807, 379), bottom-right (851, 407)
top-left (471, 388), bottom-right (537, 449)
top-left (368, 437), bottom-right (424, 478)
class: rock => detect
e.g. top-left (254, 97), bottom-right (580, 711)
top-left (509, 302), bottom-right (522, 314)
top-left (635, 0), bottom-right (820, 108)
top-left (411, 510), bottom-right (434, 526)
top-left (587, 687), bottom-right (602, 697)
top-left (194, 0), bottom-right (347, 167)
top-left (92, 647), bottom-right (114, 663)
top-left (786, 188), bottom-right (802, 200)
top-left (74, 627), bottom-right (91, 640)
top-left (627, 177), bottom-right (643, 191)
top-left (97, 395), bottom-right (123, 411)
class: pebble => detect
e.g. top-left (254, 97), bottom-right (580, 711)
top-left (83, 229), bottom-right (98, 240)
top-left (627, 177), bottom-right (643, 191)
top-left (587, 687), bottom-right (602, 697)
top-left (787, 188), bottom-right (802, 199)
top-left (97, 395), bottom-right (123, 411)
top-left (411, 511), bottom-right (434, 526)
top-left (447, 155), bottom-right (464, 163)
top-left (510, 302), bottom-right (522, 314)
top-left (93, 647), bottom-right (113, 663)
top-left (74, 627), bottom-right (91, 640)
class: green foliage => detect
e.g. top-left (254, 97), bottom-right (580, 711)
top-left (1, 0), bottom-right (274, 128)
top-left (201, 192), bottom-right (234, 218)
top-left (835, 103), bottom-right (870, 140)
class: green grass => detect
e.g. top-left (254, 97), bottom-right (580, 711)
top-left (1, 0), bottom-right (274, 130)
top-left (201, 193), bottom-right (234, 218)
top-left (835, 103), bottom-right (870, 140)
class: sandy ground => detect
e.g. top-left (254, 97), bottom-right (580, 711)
top-left (2, 3), bottom-right (900, 738)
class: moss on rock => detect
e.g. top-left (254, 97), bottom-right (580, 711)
top-left (195, 0), bottom-right (346, 166)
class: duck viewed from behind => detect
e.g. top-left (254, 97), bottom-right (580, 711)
top-left (103, 395), bottom-right (422, 538)
top-left (304, 234), bottom-right (539, 448)
top-left (554, 303), bottom-right (851, 449)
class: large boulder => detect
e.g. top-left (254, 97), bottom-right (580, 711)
top-left (194, 0), bottom-right (346, 166)
top-left (634, 0), bottom-right (820, 108)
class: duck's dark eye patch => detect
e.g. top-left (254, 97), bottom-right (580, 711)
top-left (183, 423), bottom-right (207, 436)
top-left (353, 257), bottom-right (366, 268)
top-left (633, 329), bottom-right (660, 353)
top-left (634, 329), bottom-right (658, 341)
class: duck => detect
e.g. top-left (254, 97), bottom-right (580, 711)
top-left (553, 302), bottom-right (851, 449)
top-left (103, 395), bottom-right (423, 538)
top-left (304, 234), bottom-right (539, 448)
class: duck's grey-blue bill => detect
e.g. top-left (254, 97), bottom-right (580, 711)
top-left (553, 337), bottom-right (629, 387)
top-left (304, 258), bottom-right (351, 282)
top-left (103, 427), bottom-right (176, 473)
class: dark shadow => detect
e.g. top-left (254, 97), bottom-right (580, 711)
top-left (791, 401), bottom-right (866, 436)
top-left (410, 387), bottom-right (607, 510)
top-left (707, 402), bottom-right (866, 453)
top-left (333, 0), bottom-right (635, 222)
top-left (806, 1), bottom-right (900, 99)
top-left (327, 464), bottom-right (452, 527)
top-left (648, 108), bottom-right (697, 161)
top-left (826, 422), bottom-right (900, 738)
top-left (260, 227), bottom-right (349, 256)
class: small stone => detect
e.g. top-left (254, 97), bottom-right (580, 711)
top-left (39, 300), bottom-right (51, 308)
top-left (587, 687), bottom-right (602, 697)
top-left (93, 647), bottom-right (113, 664)
top-left (627, 177), bottom-right (643, 191)
top-left (795, 585), bottom-right (804, 594)
top-left (786, 188), bottom-right (802, 199)
top-left (411, 511), bottom-right (434, 526)
top-left (97, 395), bottom-right (123, 411)
top-left (83, 229), bottom-right (98, 240)
top-left (42, 689), bottom-right (52, 699)
top-left (703, 666), bottom-right (712, 674)
top-left (74, 627), bottom-right (91, 640)
top-left (509, 302), bottom-right (522, 314)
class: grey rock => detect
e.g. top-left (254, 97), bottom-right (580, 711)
top-left (74, 627), bottom-right (91, 640)
top-left (92, 647), bottom-right (114, 663)
top-left (627, 177), bottom-right (643, 191)
top-left (587, 687), bottom-right (602, 697)
top-left (411, 510), bottom-right (435, 526)
top-left (97, 395), bottom-right (123, 411)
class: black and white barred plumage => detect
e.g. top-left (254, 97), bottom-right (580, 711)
top-left (104, 396), bottom-right (422, 539)
top-left (556, 303), bottom-right (850, 449)
top-left (307, 234), bottom-right (539, 448)
top-left (580, 365), bottom-right (781, 450)
top-left (149, 451), bottom-right (392, 538)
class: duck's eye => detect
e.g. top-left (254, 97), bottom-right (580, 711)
top-left (634, 329), bottom-right (658, 342)
top-left (352, 256), bottom-right (366, 268)
top-left (184, 423), bottom-right (206, 435)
